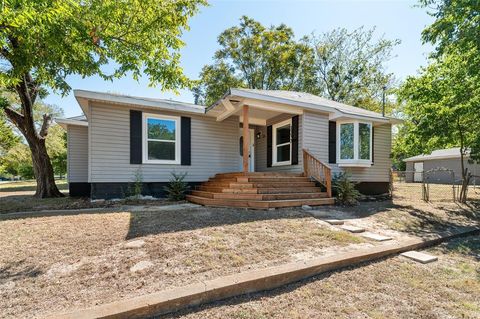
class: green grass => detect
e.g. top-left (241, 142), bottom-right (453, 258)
top-left (0, 179), bottom-right (68, 192)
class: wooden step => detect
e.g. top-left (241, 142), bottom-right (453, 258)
top-left (191, 191), bottom-right (328, 201)
top-left (257, 187), bottom-right (321, 194)
top-left (186, 195), bottom-right (334, 209)
top-left (197, 186), bottom-right (258, 194)
top-left (215, 172), bottom-right (304, 178)
top-left (246, 177), bottom-right (311, 183)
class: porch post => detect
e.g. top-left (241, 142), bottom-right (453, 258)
top-left (242, 105), bottom-right (249, 173)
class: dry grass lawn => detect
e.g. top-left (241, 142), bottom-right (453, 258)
top-left (160, 235), bottom-right (480, 319)
top-left (0, 180), bottom-right (479, 318)
top-left (0, 207), bottom-right (364, 319)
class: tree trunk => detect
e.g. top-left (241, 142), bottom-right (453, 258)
top-left (25, 130), bottom-right (64, 198)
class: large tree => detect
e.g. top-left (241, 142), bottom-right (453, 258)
top-left (308, 27), bottom-right (400, 113)
top-left (0, 0), bottom-right (205, 197)
top-left (194, 16), bottom-right (316, 106)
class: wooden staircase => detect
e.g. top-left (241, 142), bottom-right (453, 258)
top-left (186, 170), bottom-right (334, 209)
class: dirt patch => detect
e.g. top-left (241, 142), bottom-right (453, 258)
top-left (0, 207), bottom-right (365, 318)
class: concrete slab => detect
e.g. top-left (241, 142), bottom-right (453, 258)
top-left (361, 232), bottom-right (392, 242)
top-left (325, 219), bottom-right (344, 225)
top-left (340, 225), bottom-right (365, 233)
top-left (401, 251), bottom-right (438, 264)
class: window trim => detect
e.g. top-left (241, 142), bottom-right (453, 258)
top-left (336, 120), bottom-right (372, 167)
top-left (272, 118), bottom-right (292, 166)
top-left (142, 113), bottom-right (181, 165)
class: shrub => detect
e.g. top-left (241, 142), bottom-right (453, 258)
top-left (164, 172), bottom-right (190, 201)
top-left (333, 172), bottom-right (360, 206)
top-left (129, 168), bottom-right (143, 199)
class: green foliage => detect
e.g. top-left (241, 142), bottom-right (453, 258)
top-left (163, 172), bottom-right (190, 201)
top-left (333, 172), bottom-right (360, 206)
top-left (194, 16), bottom-right (316, 105)
top-left (195, 19), bottom-right (399, 114)
top-left (0, 110), bottom-right (19, 156)
top-left (130, 168), bottom-right (143, 199)
top-left (0, 0), bottom-right (206, 93)
top-left (0, 143), bottom-right (34, 179)
top-left (308, 27), bottom-right (400, 112)
top-left (47, 125), bottom-right (67, 177)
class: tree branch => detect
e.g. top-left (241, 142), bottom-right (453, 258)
top-left (39, 114), bottom-right (53, 139)
top-left (3, 106), bottom-right (25, 131)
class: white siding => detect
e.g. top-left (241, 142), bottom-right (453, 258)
top-left (89, 102), bottom-right (239, 182)
top-left (302, 111), bottom-right (392, 182)
top-left (67, 125), bottom-right (88, 182)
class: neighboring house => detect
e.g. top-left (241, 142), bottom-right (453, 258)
top-left (404, 148), bottom-right (480, 184)
top-left (56, 88), bottom-right (399, 206)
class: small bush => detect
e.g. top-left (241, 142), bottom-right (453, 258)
top-left (164, 172), bottom-right (190, 201)
top-left (129, 168), bottom-right (143, 199)
top-left (333, 172), bottom-right (360, 206)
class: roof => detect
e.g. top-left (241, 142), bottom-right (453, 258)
top-left (403, 147), bottom-right (469, 162)
top-left (222, 88), bottom-right (400, 123)
top-left (55, 115), bottom-right (88, 128)
top-left (74, 90), bottom-right (206, 118)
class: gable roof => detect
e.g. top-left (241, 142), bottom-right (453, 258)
top-left (403, 147), bottom-right (469, 162)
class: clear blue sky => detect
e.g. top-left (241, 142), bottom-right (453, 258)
top-left (45, 0), bottom-right (434, 118)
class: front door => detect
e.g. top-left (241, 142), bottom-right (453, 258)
top-left (239, 128), bottom-right (255, 172)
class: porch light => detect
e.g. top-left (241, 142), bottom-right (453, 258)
top-left (256, 132), bottom-right (262, 140)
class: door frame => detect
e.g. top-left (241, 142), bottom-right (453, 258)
top-left (239, 128), bottom-right (255, 172)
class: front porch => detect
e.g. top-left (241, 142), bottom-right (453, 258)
top-left (188, 91), bottom-right (334, 209)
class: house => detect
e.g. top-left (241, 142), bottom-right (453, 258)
top-left (404, 148), bottom-right (480, 184)
top-left (56, 88), bottom-right (399, 208)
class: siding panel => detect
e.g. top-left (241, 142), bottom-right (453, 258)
top-left (89, 103), bottom-right (239, 182)
top-left (67, 125), bottom-right (88, 182)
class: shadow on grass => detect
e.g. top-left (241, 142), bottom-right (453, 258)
top-left (125, 207), bottom-right (312, 239)
top-left (0, 260), bottom-right (43, 282)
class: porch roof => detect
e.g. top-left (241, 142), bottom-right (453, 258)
top-left (208, 88), bottom-right (402, 125)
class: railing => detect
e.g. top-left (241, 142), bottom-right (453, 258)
top-left (303, 149), bottom-right (332, 198)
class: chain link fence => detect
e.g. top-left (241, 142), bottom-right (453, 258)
top-left (391, 169), bottom-right (480, 203)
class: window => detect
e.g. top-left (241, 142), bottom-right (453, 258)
top-left (273, 119), bottom-right (292, 166)
top-left (143, 114), bottom-right (180, 164)
top-left (337, 120), bottom-right (372, 166)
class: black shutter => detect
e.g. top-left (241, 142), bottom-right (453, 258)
top-left (328, 121), bottom-right (336, 164)
top-left (291, 115), bottom-right (299, 165)
top-left (267, 125), bottom-right (272, 167)
top-left (181, 117), bottom-right (191, 165)
top-left (371, 126), bottom-right (375, 164)
top-left (130, 110), bottom-right (142, 164)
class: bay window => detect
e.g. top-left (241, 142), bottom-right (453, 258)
top-left (337, 120), bottom-right (372, 166)
top-left (143, 113), bottom-right (180, 164)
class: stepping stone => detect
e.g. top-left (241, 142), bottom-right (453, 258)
top-left (340, 225), bottom-right (365, 233)
top-left (130, 260), bottom-right (154, 273)
top-left (401, 251), bottom-right (438, 264)
top-left (302, 205), bottom-right (312, 211)
top-left (361, 232), bottom-right (392, 242)
top-left (125, 240), bottom-right (145, 249)
top-left (325, 219), bottom-right (344, 225)
top-left (308, 210), bottom-right (331, 218)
